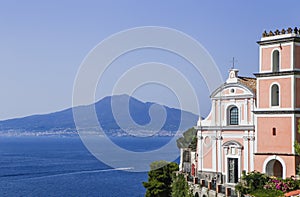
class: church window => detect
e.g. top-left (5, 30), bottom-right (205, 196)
top-left (229, 106), bottom-right (239, 125)
top-left (271, 84), bottom-right (279, 106)
top-left (272, 50), bottom-right (280, 72)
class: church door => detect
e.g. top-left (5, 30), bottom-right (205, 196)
top-left (228, 158), bottom-right (238, 183)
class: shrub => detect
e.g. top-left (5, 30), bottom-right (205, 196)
top-left (250, 188), bottom-right (284, 197)
top-left (235, 171), bottom-right (270, 195)
top-left (236, 171), bottom-right (300, 196)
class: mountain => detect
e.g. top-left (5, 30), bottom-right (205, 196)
top-left (0, 94), bottom-right (198, 136)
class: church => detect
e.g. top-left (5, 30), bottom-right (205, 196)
top-left (179, 27), bottom-right (300, 196)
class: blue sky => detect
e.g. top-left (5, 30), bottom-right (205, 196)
top-left (0, 1), bottom-right (299, 120)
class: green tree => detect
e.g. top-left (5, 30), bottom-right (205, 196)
top-left (171, 174), bottom-right (193, 197)
top-left (176, 127), bottom-right (197, 151)
top-left (295, 119), bottom-right (300, 152)
top-left (143, 161), bottom-right (179, 197)
top-left (294, 119), bottom-right (300, 174)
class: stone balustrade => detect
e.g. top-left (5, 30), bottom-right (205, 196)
top-left (262, 27), bottom-right (299, 37)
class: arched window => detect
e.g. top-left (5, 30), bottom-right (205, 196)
top-left (229, 106), bottom-right (239, 125)
top-left (272, 50), bottom-right (280, 72)
top-left (271, 84), bottom-right (279, 106)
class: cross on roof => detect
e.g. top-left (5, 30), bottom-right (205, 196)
top-left (230, 57), bottom-right (238, 69)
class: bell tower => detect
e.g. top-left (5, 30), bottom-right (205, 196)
top-left (254, 27), bottom-right (300, 178)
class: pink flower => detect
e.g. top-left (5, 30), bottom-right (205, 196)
top-left (276, 184), bottom-right (281, 190)
top-left (273, 179), bottom-right (279, 183)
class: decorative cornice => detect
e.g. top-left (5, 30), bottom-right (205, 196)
top-left (253, 110), bottom-right (300, 114)
top-left (211, 94), bottom-right (255, 100)
top-left (243, 136), bottom-right (255, 141)
top-left (216, 136), bottom-right (223, 140)
top-left (210, 136), bottom-right (223, 141)
top-left (254, 70), bottom-right (300, 78)
top-left (255, 152), bottom-right (298, 156)
top-left (258, 36), bottom-right (300, 46)
top-left (196, 125), bottom-right (255, 131)
top-left (222, 140), bottom-right (243, 148)
top-left (210, 82), bottom-right (256, 99)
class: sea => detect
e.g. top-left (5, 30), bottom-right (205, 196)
top-left (0, 136), bottom-right (179, 197)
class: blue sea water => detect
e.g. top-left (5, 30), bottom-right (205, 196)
top-left (0, 136), bottom-right (179, 197)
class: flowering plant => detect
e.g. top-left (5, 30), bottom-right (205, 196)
top-left (264, 176), bottom-right (299, 193)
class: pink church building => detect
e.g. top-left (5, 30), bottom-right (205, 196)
top-left (179, 27), bottom-right (300, 196)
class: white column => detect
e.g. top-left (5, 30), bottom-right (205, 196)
top-left (212, 100), bottom-right (216, 126)
top-left (211, 135), bottom-right (217, 171)
top-left (250, 98), bottom-right (254, 124)
top-left (249, 136), bottom-right (255, 171)
top-left (245, 99), bottom-right (248, 124)
top-left (217, 135), bottom-right (222, 172)
top-left (218, 99), bottom-right (222, 126)
top-left (197, 135), bottom-right (203, 171)
top-left (243, 135), bottom-right (249, 172)
top-left (238, 148), bottom-right (242, 179)
top-left (223, 147), bottom-right (228, 174)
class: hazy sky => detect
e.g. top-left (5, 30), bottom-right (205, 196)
top-left (0, 1), bottom-right (299, 120)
